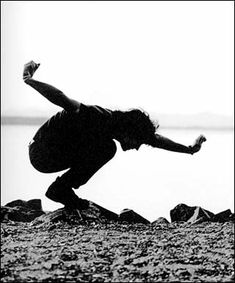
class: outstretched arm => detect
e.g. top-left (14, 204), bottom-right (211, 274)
top-left (23, 61), bottom-right (80, 112)
top-left (149, 133), bottom-right (206, 155)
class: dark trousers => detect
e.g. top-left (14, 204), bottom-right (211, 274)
top-left (29, 139), bottom-right (117, 189)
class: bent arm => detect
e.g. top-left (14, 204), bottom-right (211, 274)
top-left (149, 133), bottom-right (193, 154)
top-left (25, 78), bottom-right (80, 112)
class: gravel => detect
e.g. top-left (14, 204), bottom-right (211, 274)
top-left (1, 220), bottom-right (234, 282)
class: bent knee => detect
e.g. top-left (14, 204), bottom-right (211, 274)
top-left (29, 155), bottom-right (51, 173)
top-left (105, 140), bottom-right (117, 160)
top-left (110, 140), bottom-right (117, 156)
top-left (29, 144), bottom-right (66, 173)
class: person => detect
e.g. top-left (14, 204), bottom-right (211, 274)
top-left (23, 60), bottom-right (206, 211)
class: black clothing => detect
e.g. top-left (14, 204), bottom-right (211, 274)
top-left (29, 103), bottom-right (117, 189)
top-left (33, 103), bottom-right (114, 145)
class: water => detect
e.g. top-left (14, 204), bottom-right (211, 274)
top-left (1, 125), bottom-right (234, 222)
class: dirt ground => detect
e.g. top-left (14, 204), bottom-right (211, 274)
top-left (1, 220), bottom-right (234, 282)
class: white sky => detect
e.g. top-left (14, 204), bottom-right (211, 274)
top-left (1, 1), bottom-right (234, 117)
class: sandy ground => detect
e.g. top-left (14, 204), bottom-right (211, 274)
top-left (1, 220), bottom-right (234, 282)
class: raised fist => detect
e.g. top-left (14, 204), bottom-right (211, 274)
top-left (23, 60), bottom-right (40, 81)
top-left (190, 135), bottom-right (207, 154)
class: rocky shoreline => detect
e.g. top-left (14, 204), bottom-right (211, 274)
top-left (1, 199), bottom-right (234, 282)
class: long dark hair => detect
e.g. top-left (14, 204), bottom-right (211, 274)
top-left (113, 108), bottom-right (159, 145)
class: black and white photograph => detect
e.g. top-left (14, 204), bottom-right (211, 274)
top-left (1, 1), bottom-right (234, 282)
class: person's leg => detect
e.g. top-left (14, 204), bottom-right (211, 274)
top-left (29, 140), bottom-right (71, 173)
top-left (46, 140), bottom-right (117, 209)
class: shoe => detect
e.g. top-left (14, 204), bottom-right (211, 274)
top-left (45, 178), bottom-right (89, 210)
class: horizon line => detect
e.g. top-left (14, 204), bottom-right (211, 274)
top-left (1, 116), bottom-right (233, 131)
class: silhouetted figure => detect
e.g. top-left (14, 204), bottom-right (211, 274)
top-left (24, 61), bottom-right (206, 210)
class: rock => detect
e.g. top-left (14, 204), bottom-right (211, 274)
top-left (5, 199), bottom-right (27, 208)
top-left (187, 207), bottom-right (214, 224)
top-left (170, 204), bottom-right (214, 223)
top-left (119, 209), bottom-right (150, 224)
top-left (32, 201), bottom-right (119, 226)
top-left (26, 199), bottom-right (43, 211)
top-left (170, 204), bottom-right (197, 222)
top-left (31, 208), bottom-right (73, 226)
top-left (212, 209), bottom-right (233, 223)
top-left (229, 213), bottom-right (235, 222)
top-left (91, 202), bottom-right (119, 222)
top-left (152, 217), bottom-right (169, 225)
top-left (6, 199), bottom-right (43, 211)
top-left (1, 199), bottom-right (45, 222)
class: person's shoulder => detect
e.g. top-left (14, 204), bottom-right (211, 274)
top-left (82, 103), bottom-right (113, 117)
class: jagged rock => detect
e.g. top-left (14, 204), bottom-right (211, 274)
top-left (119, 209), bottom-right (150, 224)
top-left (170, 204), bottom-right (197, 222)
top-left (32, 201), bottom-right (119, 227)
top-left (170, 204), bottom-right (233, 224)
top-left (152, 217), bottom-right (169, 225)
top-left (187, 207), bottom-right (214, 224)
top-left (229, 213), bottom-right (235, 222)
top-left (5, 199), bottom-right (43, 211)
top-left (92, 202), bottom-right (119, 222)
top-left (1, 199), bottom-right (45, 222)
top-left (31, 208), bottom-right (78, 226)
top-left (26, 199), bottom-right (43, 210)
top-left (170, 204), bottom-right (214, 223)
top-left (212, 209), bottom-right (233, 223)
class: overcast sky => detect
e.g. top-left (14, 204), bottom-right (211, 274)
top-left (1, 1), bottom-right (234, 117)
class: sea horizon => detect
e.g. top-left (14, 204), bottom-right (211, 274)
top-left (1, 112), bottom-right (234, 131)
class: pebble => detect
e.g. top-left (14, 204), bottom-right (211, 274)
top-left (1, 219), bottom-right (234, 282)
